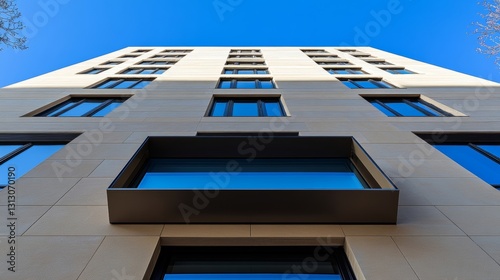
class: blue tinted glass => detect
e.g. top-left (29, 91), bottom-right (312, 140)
top-left (232, 101), bottom-right (259, 116)
top-left (385, 102), bottom-right (427, 116)
top-left (256, 70), bottom-right (268, 74)
top-left (412, 101), bottom-right (441, 116)
top-left (124, 69), bottom-right (140, 74)
top-left (47, 101), bottom-right (78, 116)
top-left (478, 145), bottom-right (500, 158)
top-left (155, 69), bottom-right (166, 74)
top-left (354, 80), bottom-right (379, 89)
top-left (370, 101), bottom-right (396, 117)
top-left (113, 80), bottom-right (138, 89)
top-left (350, 69), bottom-right (364, 74)
top-left (163, 274), bottom-right (340, 280)
top-left (236, 81), bottom-right (256, 89)
top-left (224, 70), bottom-right (234, 74)
top-left (93, 101), bottom-right (123, 117)
top-left (85, 69), bottom-right (102, 74)
top-left (59, 101), bottom-right (102, 117)
top-left (389, 69), bottom-right (413, 74)
top-left (0, 145), bottom-right (64, 185)
top-left (336, 70), bottom-right (349, 74)
top-left (264, 102), bottom-right (284, 116)
top-left (137, 159), bottom-right (365, 190)
top-left (141, 69), bottom-right (155, 74)
top-left (219, 81), bottom-right (232, 89)
top-left (96, 80), bottom-right (118, 89)
top-left (260, 80), bottom-right (274, 89)
top-left (140, 61), bottom-right (152, 65)
top-left (132, 81), bottom-right (151, 89)
top-left (0, 145), bottom-right (22, 158)
top-left (374, 81), bottom-right (392, 88)
top-left (435, 145), bottom-right (500, 185)
top-left (211, 101), bottom-right (227, 116)
top-left (238, 70), bottom-right (254, 74)
top-left (342, 81), bottom-right (359, 89)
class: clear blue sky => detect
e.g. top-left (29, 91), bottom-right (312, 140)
top-left (1, 0), bottom-right (498, 87)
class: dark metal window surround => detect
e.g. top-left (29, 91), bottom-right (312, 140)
top-left (226, 61), bottom-right (266, 66)
top-left (341, 79), bottom-right (394, 89)
top-left (100, 61), bottom-right (123, 66)
top-left (121, 68), bottom-right (167, 75)
top-left (138, 60), bottom-right (176, 65)
top-left (223, 68), bottom-right (269, 75)
top-left (209, 97), bottom-right (286, 117)
top-left (366, 97), bottom-right (452, 117)
top-left (36, 97), bottom-right (128, 117)
top-left (365, 61), bottom-right (393, 65)
top-left (162, 49), bottom-right (193, 53)
top-left (338, 49), bottom-right (357, 52)
top-left (107, 136), bottom-right (398, 224)
top-left (309, 55), bottom-right (338, 59)
top-left (217, 79), bottom-right (275, 89)
top-left (302, 49), bottom-right (328, 53)
top-left (317, 61), bottom-right (352, 65)
top-left (152, 54), bottom-right (185, 58)
top-left (93, 78), bottom-right (154, 89)
top-left (150, 246), bottom-right (357, 280)
top-left (81, 68), bottom-right (108, 74)
top-left (382, 68), bottom-right (415, 74)
top-left (326, 68), bottom-right (365, 75)
top-left (132, 49), bottom-right (152, 53)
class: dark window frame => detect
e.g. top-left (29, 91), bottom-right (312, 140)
top-left (366, 97), bottom-right (452, 117)
top-left (137, 60), bottom-right (176, 66)
top-left (80, 68), bottom-right (109, 74)
top-left (382, 68), bottom-right (416, 74)
top-left (341, 78), bottom-right (395, 89)
top-left (208, 97), bottom-right (286, 117)
top-left (326, 68), bottom-right (366, 74)
top-left (223, 68), bottom-right (269, 75)
top-left (230, 49), bottom-right (261, 54)
top-left (217, 78), bottom-right (276, 89)
top-left (35, 97), bottom-right (129, 117)
top-left (161, 49), bottom-right (193, 53)
top-left (92, 78), bottom-right (154, 89)
top-left (120, 68), bottom-right (168, 75)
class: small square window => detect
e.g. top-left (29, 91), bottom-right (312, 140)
top-left (366, 97), bottom-right (451, 117)
top-left (326, 68), bottom-right (365, 74)
top-left (92, 78), bottom-right (154, 89)
top-left (209, 97), bottom-right (285, 117)
top-left (217, 79), bottom-right (276, 89)
top-left (80, 68), bottom-right (108, 74)
top-left (341, 78), bottom-right (394, 89)
top-left (35, 97), bottom-right (129, 117)
top-left (382, 68), bottom-right (415, 74)
top-left (150, 246), bottom-right (357, 280)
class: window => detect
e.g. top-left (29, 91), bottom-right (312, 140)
top-left (309, 55), bottom-right (338, 59)
top-left (150, 246), bottom-right (357, 280)
top-left (80, 68), bottom-right (108, 74)
top-left (100, 61), bottom-right (123, 66)
top-left (341, 78), bottom-right (394, 89)
top-left (0, 134), bottom-right (78, 189)
top-left (132, 49), bottom-right (151, 53)
top-left (365, 61), bottom-right (393, 65)
top-left (302, 49), bottom-right (328, 53)
top-left (317, 61), bottom-right (352, 65)
top-left (119, 54), bottom-right (140, 58)
top-left (366, 97), bottom-right (451, 117)
top-left (138, 60), bottom-right (174, 65)
top-left (92, 78), bottom-right (153, 89)
top-left (120, 68), bottom-right (167, 75)
top-left (218, 78), bottom-right (275, 89)
top-left (162, 49), bottom-right (193, 53)
top-left (338, 49), bottom-right (357, 52)
top-left (228, 54), bottom-right (263, 59)
top-left (108, 136), bottom-right (398, 223)
top-left (434, 144), bottom-right (500, 189)
top-left (223, 68), bottom-right (269, 74)
top-left (209, 97), bottom-right (285, 117)
top-left (152, 54), bottom-right (185, 58)
top-left (226, 61), bottom-right (266, 66)
top-left (230, 49), bottom-right (261, 53)
top-left (382, 68), bottom-right (415, 74)
top-left (36, 97), bottom-right (128, 117)
top-left (326, 68), bottom-right (365, 74)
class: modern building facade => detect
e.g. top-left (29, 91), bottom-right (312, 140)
top-left (1, 47), bottom-right (500, 279)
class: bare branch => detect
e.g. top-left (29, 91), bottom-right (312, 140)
top-left (0, 0), bottom-right (27, 51)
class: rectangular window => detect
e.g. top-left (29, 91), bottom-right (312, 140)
top-left (341, 79), bottom-right (394, 89)
top-left (217, 79), bottom-right (275, 89)
top-left (152, 54), bottom-right (185, 59)
top-left (162, 49), bottom-right (193, 53)
top-left (366, 61), bottom-right (393, 65)
top-left (92, 78), bottom-right (154, 89)
top-left (382, 68), bottom-right (415, 74)
top-left (138, 60), bottom-right (174, 65)
top-left (120, 68), bottom-right (167, 75)
top-left (226, 61), bottom-right (266, 66)
top-left (150, 246), bottom-right (357, 280)
top-left (228, 54), bottom-right (263, 59)
top-left (337, 49), bottom-right (357, 52)
top-left (223, 68), bottom-right (269, 75)
top-left (100, 61), bottom-right (123, 66)
top-left (309, 55), bottom-right (338, 59)
top-left (230, 49), bottom-right (261, 53)
top-left (132, 49), bottom-right (151, 53)
top-left (351, 54), bottom-right (373, 58)
top-left (435, 144), bottom-right (500, 189)
top-left (318, 61), bottom-right (352, 66)
top-left (80, 68), bottom-right (108, 74)
top-left (302, 49), bottom-right (328, 53)
top-left (119, 54), bottom-right (140, 58)
top-left (366, 97), bottom-right (451, 117)
top-left (36, 97), bottom-right (128, 117)
top-left (326, 68), bottom-right (365, 75)
top-left (209, 97), bottom-right (285, 117)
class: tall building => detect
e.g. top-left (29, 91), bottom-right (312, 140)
top-left (1, 47), bottom-right (500, 280)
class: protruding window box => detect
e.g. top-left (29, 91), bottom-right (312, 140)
top-left (107, 136), bottom-right (399, 224)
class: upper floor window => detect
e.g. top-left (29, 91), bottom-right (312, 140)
top-left (36, 97), bottom-right (128, 117)
top-left (226, 61), bottom-right (266, 66)
top-left (121, 68), bottom-right (167, 75)
top-left (309, 55), bottom-right (338, 59)
top-left (382, 68), bottom-right (415, 74)
top-left (119, 54), bottom-right (140, 59)
top-left (209, 97), bottom-right (285, 117)
top-left (341, 78), bottom-right (394, 89)
top-left (230, 49), bottom-right (261, 53)
top-left (326, 68), bottom-right (365, 75)
top-left (302, 49), bottom-right (328, 53)
top-left (223, 68), bottom-right (269, 75)
top-left (366, 60), bottom-right (393, 65)
top-left (100, 61), bottom-right (123, 66)
top-left (317, 61), bottom-right (352, 66)
top-left (366, 97), bottom-right (451, 117)
top-left (218, 78), bottom-right (275, 89)
top-left (80, 68), bottom-right (109, 74)
top-left (138, 60), bottom-right (175, 65)
top-left (132, 49), bottom-right (151, 53)
top-left (152, 54), bottom-right (185, 59)
top-left (338, 49), bottom-right (357, 52)
top-left (228, 54), bottom-right (263, 59)
top-left (93, 78), bottom-right (154, 89)
top-left (162, 49), bottom-right (192, 53)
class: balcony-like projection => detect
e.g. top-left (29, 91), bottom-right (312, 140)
top-left (108, 136), bottom-right (398, 224)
